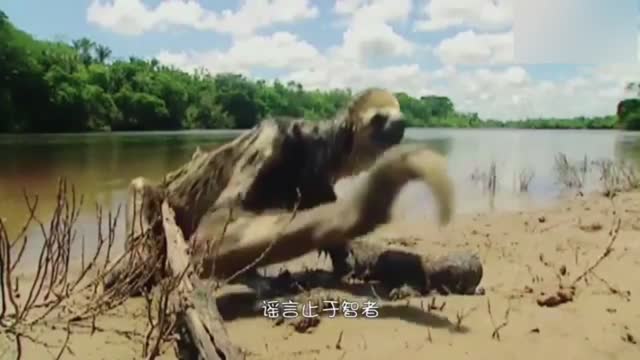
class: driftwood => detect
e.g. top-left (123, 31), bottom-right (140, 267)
top-left (160, 201), bottom-right (241, 360)
top-left (242, 237), bottom-right (484, 302)
top-left (336, 238), bottom-right (484, 297)
top-left (102, 88), bottom-right (472, 359)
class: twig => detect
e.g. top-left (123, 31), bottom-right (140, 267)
top-left (572, 217), bottom-right (621, 286)
top-left (589, 271), bottom-right (631, 301)
top-left (1, 178), bottom-right (153, 356)
top-left (487, 298), bottom-right (511, 341)
top-left (54, 322), bottom-right (72, 360)
top-left (454, 306), bottom-right (477, 331)
top-left (15, 332), bottom-right (23, 360)
top-left (0, 220), bottom-right (8, 323)
top-left (335, 330), bottom-right (344, 350)
top-left (143, 275), bottom-right (180, 360)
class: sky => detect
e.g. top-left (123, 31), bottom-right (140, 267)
top-left (3, 0), bottom-right (640, 120)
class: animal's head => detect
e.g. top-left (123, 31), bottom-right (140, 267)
top-left (333, 88), bottom-right (406, 180)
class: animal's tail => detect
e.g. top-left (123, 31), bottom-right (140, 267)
top-left (351, 144), bottom-right (455, 228)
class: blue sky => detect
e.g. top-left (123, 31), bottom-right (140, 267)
top-left (3, 0), bottom-right (639, 120)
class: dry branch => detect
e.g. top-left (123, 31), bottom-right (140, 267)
top-left (487, 298), bottom-right (511, 341)
top-left (0, 178), bottom-right (158, 359)
top-left (572, 216), bottom-right (621, 286)
top-left (160, 200), bottom-right (244, 360)
top-left (142, 277), bottom-right (179, 360)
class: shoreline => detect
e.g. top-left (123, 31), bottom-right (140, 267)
top-left (4, 187), bottom-right (616, 278)
top-left (0, 127), bottom-right (629, 138)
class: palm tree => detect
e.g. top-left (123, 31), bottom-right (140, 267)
top-left (71, 37), bottom-right (95, 66)
top-left (94, 44), bottom-right (112, 64)
top-left (149, 58), bottom-right (159, 71)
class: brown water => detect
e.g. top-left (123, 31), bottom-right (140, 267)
top-left (0, 130), bottom-right (240, 267)
top-left (2, 128), bottom-right (640, 265)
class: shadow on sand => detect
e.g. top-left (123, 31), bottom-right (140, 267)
top-left (214, 269), bottom-right (474, 333)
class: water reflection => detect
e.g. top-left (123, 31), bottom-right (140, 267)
top-left (380, 129), bottom-right (640, 219)
top-left (0, 131), bottom-right (240, 268)
top-left (614, 132), bottom-right (640, 169)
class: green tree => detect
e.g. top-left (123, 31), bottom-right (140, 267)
top-left (618, 98), bottom-right (640, 130)
top-left (94, 44), bottom-right (112, 64)
top-left (71, 37), bottom-right (95, 66)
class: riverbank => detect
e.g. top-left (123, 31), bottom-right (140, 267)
top-left (6, 189), bottom-right (640, 360)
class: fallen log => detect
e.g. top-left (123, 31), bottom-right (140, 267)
top-left (242, 237), bottom-right (484, 301)
top-left (338, 238), bottom-right (484, 297)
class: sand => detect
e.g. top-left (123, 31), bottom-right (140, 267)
top-left (4, 190), bottom-right (640, 360)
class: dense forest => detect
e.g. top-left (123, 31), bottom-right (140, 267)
top-left (1, 10), bottom-right (638, 133)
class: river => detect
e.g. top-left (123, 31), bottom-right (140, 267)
top-left (2, 128), bottom-right (640, 265)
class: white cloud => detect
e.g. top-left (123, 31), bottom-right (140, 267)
top-left (335, 18), bottom-right (415, 61)
top-left (337, 0), bottom-right (413, 24)
top-left (87, 0), bottom-right (318, 36)
top-left (331, 0), bottom-right (416, 63)
top-left (158, 34), bottom-right (635, 121)
top-left (156, 32), bottom-right (319, 74)
top-left (334, 0), bottom-right (368, 15)
top-left (285, 62), bottom-right (433, 96)
top-left (90, 0), bottom-right (417, 64)
top-left (513, 0), bottom-right (637, 64)
top-left (211, 0), bottom-right (319, 37)
top-left (431, 64), bottom-right (637, 120)
top-left (415, 0), bottom-right (513, 32)
top-left (138, 0), bottom-right (639, 121)
top-left (434, 30), bottom-right (513, 65)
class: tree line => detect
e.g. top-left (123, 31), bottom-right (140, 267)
top-left (1, 11), bottom-right (638, 133)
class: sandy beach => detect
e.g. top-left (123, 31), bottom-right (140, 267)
top-left (226, 190), bottom-right (640, 360)
top-left (5, 188), bottom-right (640, 360)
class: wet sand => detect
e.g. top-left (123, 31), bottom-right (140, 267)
top-left (6, 190), bottom-right (640, 360)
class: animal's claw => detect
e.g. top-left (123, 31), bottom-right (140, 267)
top-left (317, 249), bottom-right (331, 261)
top-left (388, 285), bottom-right (420, 301)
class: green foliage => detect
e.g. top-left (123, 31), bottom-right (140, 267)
top-left (0, 13), bottom-right (635, 133)
top-left (618, 99), bottom-right (640, 130)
